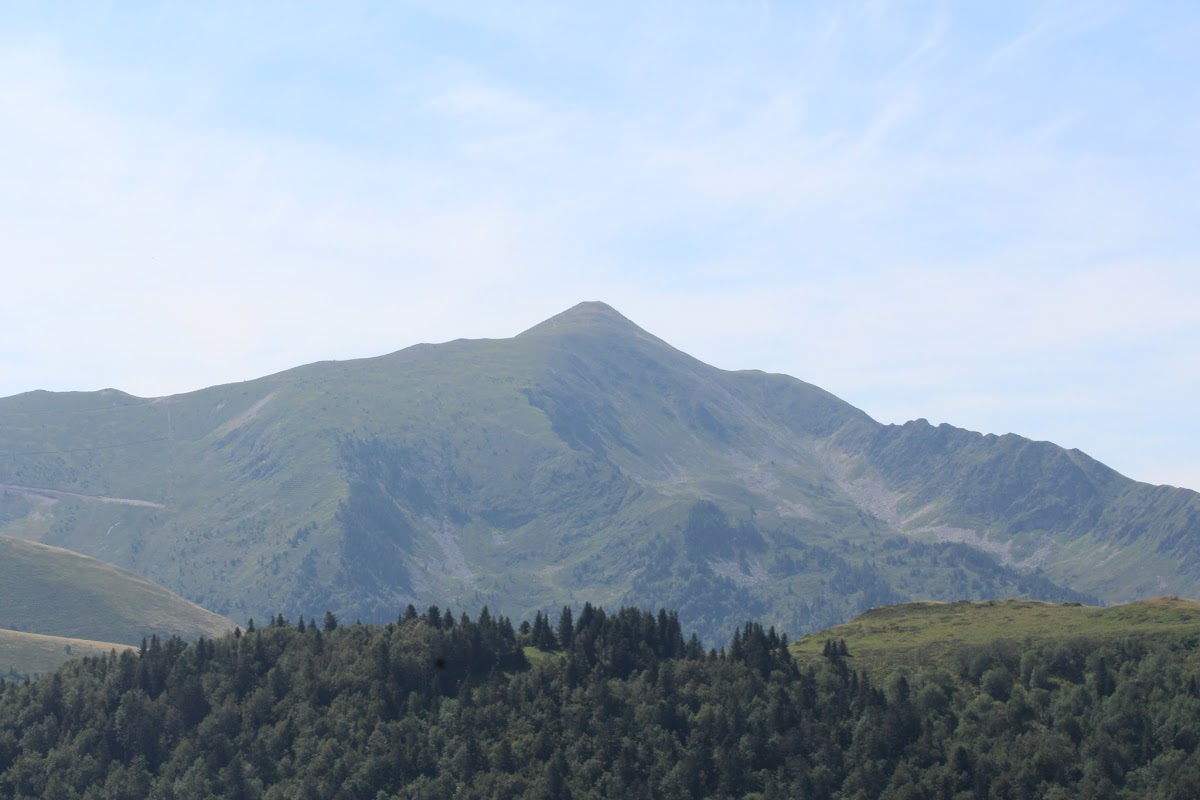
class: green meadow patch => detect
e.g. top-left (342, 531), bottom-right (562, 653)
top-left (792, 596), bottom-right (1200, 674)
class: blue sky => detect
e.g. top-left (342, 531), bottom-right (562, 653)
top-left (1, 1), bottom-right (1197, 490)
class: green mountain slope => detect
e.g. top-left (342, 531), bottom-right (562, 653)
top-left (1, 302), bottom-right (1196, 640)
top-left (837, 420), bottom-right (1200, 599)
top-left (0, 536), bottom-right (231, 645)
top-left (792, 596), bottom-right (1200, 674)
top-left (0, 628), bottom-right (134, 680)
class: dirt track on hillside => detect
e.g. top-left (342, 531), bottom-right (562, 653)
top-left (0, 484), bottom-right (165, 509)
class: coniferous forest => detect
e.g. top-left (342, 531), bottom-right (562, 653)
top-left (3, 605), bottom-right (1200, 799)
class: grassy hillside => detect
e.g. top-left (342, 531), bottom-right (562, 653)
top-left (0, 629), bottom-right (133, 680)
top-left (792, 595), bottom-right (1200, 673)
top-left (839, 419), bottom-right (1200, 601)
top-left (0, 536), bottom-right (231, 645)
top-left (0, 301), bottom-right (1196, 641)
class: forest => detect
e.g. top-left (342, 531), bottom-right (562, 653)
top-left (2, 603), bottom-right (1200, 799)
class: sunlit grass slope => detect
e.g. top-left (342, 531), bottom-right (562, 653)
top-left (0, 628), bottom-right (134, 680)
top-left (0, 535), bottom-right (231, 645)
top-left (792, 596), bottom-right (1200, 674)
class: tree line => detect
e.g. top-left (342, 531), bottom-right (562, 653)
top-left (1, 604), bottom-right (1199, 798)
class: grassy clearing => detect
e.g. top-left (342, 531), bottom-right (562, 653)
top-left (522, 646), bottom-right (561, 666)
top-left (0, 628), bottom-right (134, 680)
top-left (791, 596), bottom-right (1200, 674)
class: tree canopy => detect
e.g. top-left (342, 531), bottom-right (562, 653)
top-left (1, 604), bottom-right (1199, 798)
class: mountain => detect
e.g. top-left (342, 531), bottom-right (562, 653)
top-left (1, 301), bottom-right (1197, 640)
top-left (0, 535), bottom-right (232, 646)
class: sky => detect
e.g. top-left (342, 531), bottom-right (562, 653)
top-left (1, 1), bottom-right (1197, 490)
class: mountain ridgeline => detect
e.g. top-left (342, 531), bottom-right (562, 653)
top-left (1, 302), bottom-right (1197, 641)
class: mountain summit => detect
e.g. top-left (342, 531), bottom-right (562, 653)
top-left (1, 303), bottom-right (1197, 640)
top-left (517, 300), bottom-right (644, 335)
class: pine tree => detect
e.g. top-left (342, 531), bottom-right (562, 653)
top-left (557, 606), bottom-right (574, 649)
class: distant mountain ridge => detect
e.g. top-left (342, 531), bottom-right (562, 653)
top-left (1, 301), bottom-right (1196, 641)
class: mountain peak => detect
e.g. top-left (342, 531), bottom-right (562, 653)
top-left (517, 301), bottom-right (649, 339)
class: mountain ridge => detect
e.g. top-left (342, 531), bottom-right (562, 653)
top-left (0, 302), bottom-right (1196, 640)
